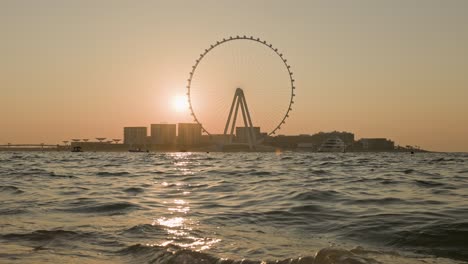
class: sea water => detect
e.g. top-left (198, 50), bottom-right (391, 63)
top-left (0, 151), bottom-right (467, 263)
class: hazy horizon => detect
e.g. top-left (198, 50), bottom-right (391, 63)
top-left (1, 1), bottom-right (467, 152)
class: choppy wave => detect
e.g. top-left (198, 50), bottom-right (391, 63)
top-left (116, 244), bottom-right (463, 264)
top-left (0, 208), bottom-right (28, 215)
top-left (122, 224), bottom-right (165, 236)
top-left (389, 222), bottom-right (468, 261)
top-left (2, 230), bottom-right (86, 242)
top-left (123, 187), bottom-right (145, 195)
top-left (0, 185), bottom-right (24, 194)
top-left (97, 171), bottom-right (131, 176)
top-left (62, 202), bottom-right (141, 214)
top-left (0, 152), bottom-right (467, 263)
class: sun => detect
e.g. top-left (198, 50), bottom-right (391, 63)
top-left (172, 95), bottom-right (189, 113)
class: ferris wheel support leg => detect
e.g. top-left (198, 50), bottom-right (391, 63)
top-left (224, 91), bottom-right (239, 135)
top-left (229, 100), bottom-right (240, 144)
top-left (240, 91), bottom-right (256, 146)
top-left (239, 96), bottom-right (254, 150)
top-left (223, 88), bottom-right (256, 150)
top-left (224, 93), bottom-right (240, 144)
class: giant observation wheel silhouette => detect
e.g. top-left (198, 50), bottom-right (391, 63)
top-left (186, 35), bottom-right (296, 149)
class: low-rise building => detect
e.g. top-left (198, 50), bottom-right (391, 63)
top-left (201, 134), bottom-right (231, 146)
top-left (123, 127), bottom-right (147, 146)
top-left (150, 124), bottom-right (176, 145)
top-left (236, 127), bottom-right (262, 143)
top-left (178, 123), bottom-right (202, 146)
top-left (359, 138), bottom-right (395, 151)
top-left (266, 131), bottom-right (355, 149)
top-left (70, 141), bottom-right (127, 151)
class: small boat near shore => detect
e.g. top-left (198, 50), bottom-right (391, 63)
top-left (71, 146), bottom-right (82, 152)
top-left (128, 148), bottom-right (148, 153)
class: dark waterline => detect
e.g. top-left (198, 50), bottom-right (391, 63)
top-left (1, 152), bottom-right (467, 263)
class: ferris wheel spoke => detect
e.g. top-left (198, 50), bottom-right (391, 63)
top-left (187, 36), bottom-right (295, 136)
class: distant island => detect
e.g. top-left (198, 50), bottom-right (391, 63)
top-left (0, 123), bottom-right (427, 153)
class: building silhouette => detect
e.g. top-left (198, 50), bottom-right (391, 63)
top-left (73, 125), bottom-right (404, 152)
top-left (202, 134), bottom-right (230, 145)
top-left (235, 126), bottom-right (262, 143)
top-left (267, 131), bottom-right (355, 150)
top-left (151, 124), bottom-right (176, 145)
top-left (70, 140), bottom-right (127, 152)
top-left (178, 123), bottom-right (202, 146)
top-left (123, 127), bottom-right (147, 146)
top-left (358, 138), bottom-right (395, 151)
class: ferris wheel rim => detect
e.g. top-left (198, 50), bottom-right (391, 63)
top-left (186, 35), bottom-right (295, 136)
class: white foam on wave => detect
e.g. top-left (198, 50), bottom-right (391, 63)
top-left (117, 244), bottom-right (466, 264)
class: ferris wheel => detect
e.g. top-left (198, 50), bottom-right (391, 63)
top-left (186, 35), bottom-right (295, 148)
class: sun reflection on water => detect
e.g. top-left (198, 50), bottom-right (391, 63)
top-left (151, 154), bottom-right (221, 251)
top-left (155, 217), bottom-right (186, 228)
top-left (174, 199), bottom-right (187, 205)
top-left (168, 199), bottom-right (190, 213)
top-left (152, 215), bottom-right (221, 250)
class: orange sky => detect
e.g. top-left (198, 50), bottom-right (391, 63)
top-left (1, 1), bottom-right (467, 152)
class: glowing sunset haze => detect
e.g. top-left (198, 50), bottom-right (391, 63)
top-left (1, 1), bottom-right (467, 152)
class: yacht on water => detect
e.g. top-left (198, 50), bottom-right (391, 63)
top-left (318, 137), bottom-right (346, 152)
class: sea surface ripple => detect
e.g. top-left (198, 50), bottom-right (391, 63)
top-left (1, 152), bottom-right (467, 263)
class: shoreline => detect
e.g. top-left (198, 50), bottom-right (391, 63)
top-left (0, 147), bottom-right (431, 153)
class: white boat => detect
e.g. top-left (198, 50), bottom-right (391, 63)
top-left (318, 137), bottom-right (345, 152)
